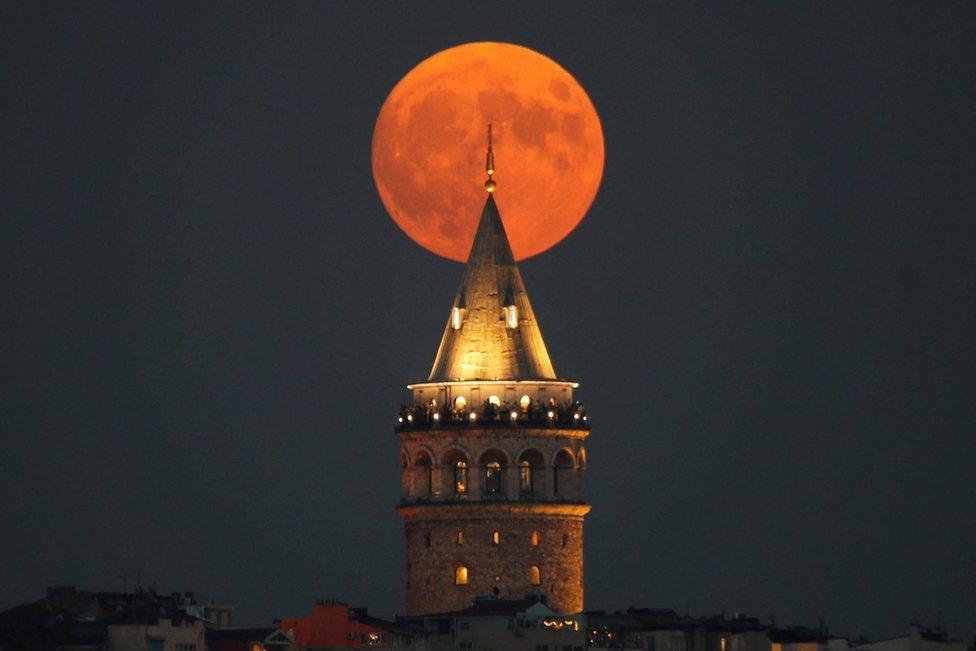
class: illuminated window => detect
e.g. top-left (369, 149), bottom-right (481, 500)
top-left (451, 306), bottom-right (463, 330)
top-left (519, 394), bottom-right (531, 410)
top-left (454, 461), bottom-right (468, 494)
top-left (491, 530), bottom-right (500, 545)
top-left (456, 530), bottom-right (464, 545)
top-left (519, 460), bottom-right (533, 493)
top-left (488, 394), bottom-right (501, 406)
top-left (455, 565), bottom-right (469, 585)
top-left (505, 304), bottom-right (518, 328)
top-left (485, 461), bottom-right (502, 494)
top-left (454, 395), bottom-right (466, 410)
top-left (529, 565), bottom-right (541, 585)
top-left (531, 530), bottom-right (540, 546)
top-left (721, 638), bottom-right (728, 651)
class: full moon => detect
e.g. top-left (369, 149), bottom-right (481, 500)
top-left (372, 42), bottom-right (604, 262)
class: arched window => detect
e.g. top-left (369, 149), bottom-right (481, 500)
top-left (519, 460), bottom-right (533, 493)
top-left (529, 565), bottom-right (541, 586)
top-left (485, 462), bottom-right (502, 494)
top-left (491, 530), bottom-right (500, 545)
top-left (443, 450), bottom-right (469, 495)
top-left (530, 530), bottom-right (540, 547)
top-left (451, 307), bottom-right (463, 330)
top-left (553, 449), bottom-right (574, 495)
top-left (480, 449), bottom-right (507, 496)
top-left (455, 565), bottom-right (468, 585)
top-left (455, 531), bottom-right (464, 545)
top-left (519, 394), bottom-right (531, 410)
top-left (454, 395), bottom-right (466, 411)
top-left (414, 451), bottom-right (433, 496)
top-left (488, 394), bottom-right (501, 406)
top-left (518, 449), bottom-right (545, 494)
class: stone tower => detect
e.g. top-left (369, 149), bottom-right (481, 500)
top-left (395, 135), bottom-right (590, 615)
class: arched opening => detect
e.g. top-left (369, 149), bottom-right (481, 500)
top-left (454, 565), bottom-right (468, 585)
top-left (488, 394), bottom-right (501, 406)
top-left (455, 530), bottom-right (464, 545)
top-left (519, 394), bottom-right (531, 410)
top-left (454, 395), bottom-right (466, 411)
top-left (553, 449), bottom-right (575, 495)
top-left (529, 565), bottom-right (541, 586)
top-left (425, 533), bottom-right (431, 548)
top-left (442, 449), bottom-right (469, 495)
top-left (530, 530), bottom-right (540, 547)
top-left (561, 533), bottom-right (569, 547)
top-left (518, 449), bottom-right (545, 494)
top-left (414, 451), bottom-right (433, 496)
top-left (491, 530), bottom-right (500, 545)
top-left (578, 447), bottom-right (587, 469)
top-left (505, 304), bottom-right (518, 328)
top-left (479, 449), bottom-right (507, 496)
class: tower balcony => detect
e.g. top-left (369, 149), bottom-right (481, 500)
top-left (395, 401), bottom-right (589, 432)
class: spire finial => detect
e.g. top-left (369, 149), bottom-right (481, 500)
top-left (484, 123), bottom-right (496, 194)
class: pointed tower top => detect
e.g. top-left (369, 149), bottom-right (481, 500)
top-left (427, 192), bottom-right (557, 382)
top-left (484, 124), bottom-right (497, 194)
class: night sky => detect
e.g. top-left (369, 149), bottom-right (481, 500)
top-left (3, 2), bottom-right (974, 640)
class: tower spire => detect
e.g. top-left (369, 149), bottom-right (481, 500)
top-left (484, 123), bottom-right (496, 194)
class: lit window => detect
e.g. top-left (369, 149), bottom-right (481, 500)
top-left (531, 530), bottom-right (540, 546)
top-left (519, 460), bottom-right (533, 493)
top-left (454, 461), bottom-right (468, 494)
top-left (505, 304), bottom-right (518, 328)
top-left (488, 394), bottom-right (501, 406)
top-left (455, 565), bottom-right (469, 585)
top-left (485, 462), bottom-right (502, 494)
top-left (451, 307), bottom-right (463, 330)
top-left (454, 395), bottom-right (466, 410)
top-left (721, 638), bottom-right (728, 651)
top-left (519, 394), bottom-right (531, 410)
top-left (456, 531), bottom-right (464, 545)
top-left (491, 530), bottom-right (500, 545)
top-left (529, 565), bottom-right (541, 585)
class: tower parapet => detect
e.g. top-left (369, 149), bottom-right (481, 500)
top-left (395, 152), bottom-right (591, 615)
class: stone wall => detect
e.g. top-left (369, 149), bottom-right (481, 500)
top-left (401, 504), bottom-right (586, 615)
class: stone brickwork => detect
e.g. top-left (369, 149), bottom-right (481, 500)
top-left (400, 503), bottom-right (586, 615)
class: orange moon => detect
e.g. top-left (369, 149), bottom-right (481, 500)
top-left (372, 42), bottom-right (604, 262)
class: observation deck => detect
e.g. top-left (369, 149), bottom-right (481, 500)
top-left (395, 400), bottom-right (589, 432)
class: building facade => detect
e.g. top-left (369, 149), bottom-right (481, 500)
top-left (395, 163), bottom-right (591, 616)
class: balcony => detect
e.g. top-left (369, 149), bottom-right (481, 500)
top-left (395, 401), bottom-right (589, 432)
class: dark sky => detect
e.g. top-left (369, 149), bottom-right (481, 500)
top-left (3, 2), bottom-right (974, 640)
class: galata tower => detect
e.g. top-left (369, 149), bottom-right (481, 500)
top-left (395, 130), bottom-right (590, 615)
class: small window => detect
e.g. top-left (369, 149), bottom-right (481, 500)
top-left (529, 565), bottom-right (541, 585)
top-left (531, 530), bottom-right (540, 546)
top-left (455, 565), bottom-right (469, 585)
top-left (505, 304), bottom-right (518, 328)
top-left (491, 530), bottom-right (500, 545)
top-left (454, 395), bottom-right (467, 410)
top-left (456, 530), bottom-right (464, 545)
top-left (425, 533), bottom-right (432, 548)
top-left (561, 533), bottom-right (569, 547)
top-left (451, 306), bottom-right (463, 330)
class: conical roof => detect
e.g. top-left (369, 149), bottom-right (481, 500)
top-left (428, 195), bottom-right (557, 381)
